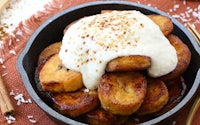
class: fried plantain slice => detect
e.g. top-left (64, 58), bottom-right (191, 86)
top-left (63, 19), bottom-right (81, 34)
top-left (160, 34), bottom-right (191, 81)
top-left (156, 76), bottom-right (186, 115)
top-left (52, 89), bottom-right (99, 117)
top-left (101, 10), bottom-right (112, 14)
top-left (38, 42), bottom-right (62, 63)
top-left (148, 15), bottom-right (173, 36)
top-left (39, 54), bottom-right (83, 92)
top-left (85, 108), bottom-right (128, 125)
top-left (101, 10), bottom-right (173, 36)
top-left (137, 78), bottom-right (169, 115)
top-left (106, 55), bottom-right (151, 72)
top-left (98, 72), bottom-right (147, 115)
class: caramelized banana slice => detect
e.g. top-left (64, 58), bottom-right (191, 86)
top-left (106, 55), bottom-right (151, 72)
top-left (101, 10), bottom-right (173, 36)
top-left (63, 20), bottom-right (79, 34)
top-left (39, 54), bottom-right (83, 92)
top-left (157, 76), bottom-right (186, 115)
top-left (137, 78), bottom-right (169, 115)
top-left (38, 42), bottom-right (62, 63)
top-left (85, 108), bottom-right (128, 125)
top-left (52, 89), bottom-right (99, 117)
top-left (160, 34), bottom-right (191, 81)
top-left (148, 15), bottom-right (173, 36)
top-left (101, 10), bottom-right (112, 14)
top-left (98, 72), bottom-right (147, 115)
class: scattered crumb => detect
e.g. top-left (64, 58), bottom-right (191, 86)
top-left (27, 115), bottom-right (33, 119)
top-left (83, 88), bottom-right (90, 93)
top-left (0, 0), bottom-right (52, 64)
top-left (5, 115), bottom-right (16, 124)
top-left (27, 98), bottom-right (32, 103)
top-left (27, 115), bottom-right (37, 123)
top-left (9, 90), bottom-right (15, 96)
top-left (169, 4), bottom-right (200, 26)
top-left (9, 50), bottom-right (16, 55)
top-left (173, 4), bottom-right (180, 11)
top-left (1, 72), bottom-right (8, 77)
top-left (14, 93), bottom-right (32, 106)
top-left (147, 4), bottom-right (151, 7)
top-left (183, 0), bottom-right (186, 5)
top-left (0, 58), bottom-right (4, 64)
top-left (29, 119), bottom-right (37, 123)
top-left (2, 65), bottom-right (6, 69)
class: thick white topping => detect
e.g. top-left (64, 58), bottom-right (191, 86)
top-left (59, 10), bottom-right (178, 90)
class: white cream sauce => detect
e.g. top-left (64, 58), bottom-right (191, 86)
top-left (59, 10), bottom-right (178, 90)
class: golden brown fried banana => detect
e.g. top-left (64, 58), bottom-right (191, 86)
top-left (38, 42), bottom-right (62, 63)
top-left (148, 15), bottom-right (173, 36)
top-left (157, 76), bottom-right (186, 115)
top-left (137, 78), bottom-right (169, 115)
top-left (39, 54), bottom-right (83, 92)
top-left (101, 10), bottom-right (173, 36)
top-left (106, 55), bottom-right (151, 72)
top-left (64, 19), bottom-right (80, 34)
top-left (85, 108), bottom-right (128, 125)
top-left (98, 72), bottom-right (147, 115)
top-left (160, 34), bottom-right (191, 81)
top-left (101, 10), bottom-right (113, 14)
top-left (52, 89), bottom-right (99, 117)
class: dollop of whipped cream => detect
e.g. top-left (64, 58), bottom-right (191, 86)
top-left (59, 10), bottom-right (177, 90)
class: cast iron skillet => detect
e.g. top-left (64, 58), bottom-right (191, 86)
top-left (17, 1), bottom-right (200, 125)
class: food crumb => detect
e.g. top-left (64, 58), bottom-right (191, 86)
top-left (27, 98), bottom-right (32, 103)
top-left (27, 115), bottom-right (37, 123)
top-left (147, 4), bottom-right (151, 7)
top-left (5, 115), bottom-right (16, 124)
top-left (29, 119), bottom-right (37, 123)
top-left (1, 72), bottom-right (8, 77)
top-left (183, 0), bottom-right (186, 5)
top-left (168, 4), bottom-right (200, 26)
top-left (2, 65), bottom-right (6, 69)
top-left (173, 4), bottom-right (180, 11)
top-left (83, 88), bottom-right (90, 93)
top-left (14, 93), bottom-right (32, 106)
top-left (9, 50), bottom-right (16, 55)
top-left (9, 90), bottom-right (15, 96)
top-left (27, 115), bottom-right (33, 119)
top-left (0, 58), bottom-right (4, 64)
